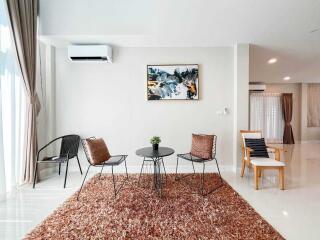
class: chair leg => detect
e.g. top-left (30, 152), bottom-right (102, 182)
top-left (107, 160), bottom-right (129, 198)
top-left (138, 157), bottom-right (145, 185)
top-left (279, 167), bottom-right (285, 190)
top-left (77, 165), bottom-right (91, 201)
top-left (99, 164), bottom-right (105, 180)
top-left (175, 156), bottom-right (179, 180)
top-left (200, 162), bottom-right (205, 195)
top-left (58, 163), bottom-right (61, 175)
top-left (254, 166), bottom-right (259, 190)
top-left (111, 166), bottom-right (116, 197)
top-left (76, 155), bottom-right (83, 175)
top-left (64, 159), bottom-right (69, 188)
top-left (214, 158), bottom-right (223, 184)
top-left (33, 162), bottom-right (38, 188)
top-left (240, 159), bottom-right (246, 177)
top-left (191, 161), bottom-right (195, 174)
top-left (124, 157), bottom-right (129, 179)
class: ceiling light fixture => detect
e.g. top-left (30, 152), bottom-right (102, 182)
top-left (283, 76), bottom-right (291, 81)
top-left (268, 58), bottom-right (277, 64)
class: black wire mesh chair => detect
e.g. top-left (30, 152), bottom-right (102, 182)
top-left (175, 135), bottom-right (223, 196)
top-left (33, 134), bottom-right (82, 188)
top-left (77, 137), bottom-right (129, 200)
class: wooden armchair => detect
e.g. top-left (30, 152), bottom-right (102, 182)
top-left (240, 130), bottom-right (285, 190)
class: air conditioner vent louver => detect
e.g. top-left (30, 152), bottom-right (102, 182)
top-left (70, 56), bottom-right (109, 61)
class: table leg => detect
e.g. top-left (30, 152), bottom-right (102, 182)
top-left (152, 158), bottom-right (162, 197)
top-left (161, 157), bottom-right (167, 182)
top-left (157, 158), bottom-right (162, 197)
top-left (138, 157), bottom-right (145, 186)
top-left (153, 159), bottom-right (157, 190)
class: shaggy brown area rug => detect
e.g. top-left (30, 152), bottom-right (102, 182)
top-left (25, 174), bottom-right (284, 240)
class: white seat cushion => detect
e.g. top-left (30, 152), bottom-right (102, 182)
top-left (250, 157), bottom-right (285, 167)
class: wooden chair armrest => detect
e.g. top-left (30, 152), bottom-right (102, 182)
top-left (267, 149), bottom-right (275, 154)
top-left (266, 145), bottom-right (287, 160)
top-left (266, 145), bottom-right (287, 152)
top-left (242, 146), bottom-right (253, 152)
top-left (247, 147), bottom-right (253, 153)
top-left (241, 146), bottom-right (253, 160)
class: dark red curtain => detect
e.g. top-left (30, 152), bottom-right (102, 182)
top-left (282, 93), bottom-right (295, 144)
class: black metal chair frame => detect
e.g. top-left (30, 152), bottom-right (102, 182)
top-left (77, 137), bottom-right (129, 200)
top-left (175, 135), bottom-right (223, 196)
top-left (33, 134), bottom-right (82, 189)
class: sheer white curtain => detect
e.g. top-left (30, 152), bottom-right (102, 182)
top-left (0, 0), bottom-right (26, 201)
top-left (250, 93), bottom-right (284, 143)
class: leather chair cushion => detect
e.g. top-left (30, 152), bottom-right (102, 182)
top-left (191, 134), bottom-right (214, 160)
top-left (85, 138), bottom-right (111, 165)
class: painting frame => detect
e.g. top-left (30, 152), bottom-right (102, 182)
top-left (147, 64), bottom-right (199, 101)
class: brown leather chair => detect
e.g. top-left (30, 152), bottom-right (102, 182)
top-left (77, 137), bottom-right (128, 200)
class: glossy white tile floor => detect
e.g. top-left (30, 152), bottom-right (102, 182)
top-left (1, 142), bottom-right (320, 239)
top-left (223, 142), bottom-right (320, 240)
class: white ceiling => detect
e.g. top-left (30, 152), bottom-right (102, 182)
top-left (39, 0), bottom-right (320, 83)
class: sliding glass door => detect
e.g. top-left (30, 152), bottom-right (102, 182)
top-left (0, 0), bottom-right (26, 200)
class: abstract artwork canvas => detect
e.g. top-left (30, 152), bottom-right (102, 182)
top-left (147, 64), bottom-right (199, 100)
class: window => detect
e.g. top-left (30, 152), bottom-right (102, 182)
top-left (0, 0), bottom-right (26, 200)
top-left (250, 93), bottom-right (284, 143)
top-left (307, 84), bottom-right (320, 127)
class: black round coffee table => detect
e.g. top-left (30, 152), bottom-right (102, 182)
top-left (136, 147), bottom-right (175, 197)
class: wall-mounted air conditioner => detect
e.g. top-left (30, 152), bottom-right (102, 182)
top-left (68, 44), bottom-right (112, 62)
top-left (249, 83), bottom-right (266, 91)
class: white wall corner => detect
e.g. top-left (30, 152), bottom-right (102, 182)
top-left (233, 43), bottom-right (250, 173)
top-left (45, 45), bottom-right (56, 146)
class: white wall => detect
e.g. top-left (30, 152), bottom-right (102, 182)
top-left (54, 47), bottom-right (235, 171)
top-left (36, 43), bottom-right (57, 179)
top-left (39, 0), bottom-right (154, 36)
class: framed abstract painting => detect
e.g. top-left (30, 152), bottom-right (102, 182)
top-left (147, 64), bottom-right (199, 100)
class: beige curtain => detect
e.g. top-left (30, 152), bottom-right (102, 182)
top-left (308, 84), bottom-right (320, 127)
top-left (5, 0), bottom-right (40, 183)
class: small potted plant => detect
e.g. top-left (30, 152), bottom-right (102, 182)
top-left (150, 136), bottom-right (161, 150)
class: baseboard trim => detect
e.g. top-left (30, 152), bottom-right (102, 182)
top-left (38, 158), bottom-right (235, 179)
top-left (38, 166), bottom-right (57, 180)
top-left (64, 164), bottom-right (234, 174)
